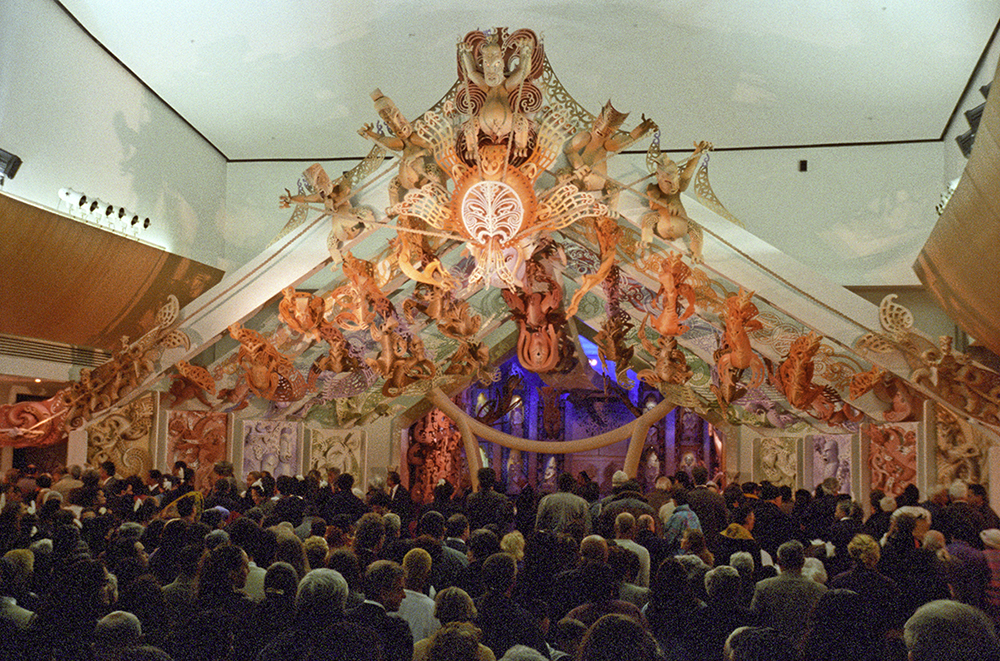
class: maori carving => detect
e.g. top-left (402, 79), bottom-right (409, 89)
top-left (711, 288), bottom-right (765, 408)
top-left (229, 322), bottom-right (307, 403)
top-left (647, 252), bottom-right (696, 337)
top-left (912, 336), bottom-right (1000, 426)
top-left (166, 411), bottom-right (227, 491)
top-left (501, 242), bottom-right (574, 373)
top-left (360, 88), bottom-right (446, 203)
top-left (87, 394), bottom-right (155, 478)
top-left (769, 332), bottom-right (826, 411)
top-left (408, 408), bottom-right (463, 504)
top-left (935, 404), bottom-right (988, 487)
top-left (0, 396), bottom-right (68, 448)
top-left (404, 283), bottom-right (498, 385)
top-left (456, 28), bottom-right (544, 164)
top-left (565, 215), bottom-right (621, 317)
top-left (866, 423), bottom-right (918, 498)
top-left (640, 139), bottom-right (712, 263)
top-left (2, 295), bottom-right (192, 445)
top-left (590, 261), bottom-right (636, 387)
top-left (367, 319), bottom-right (436, 398)
top-left (636, 324), bottom-right (692, 387)
top-left (168, 360), bottom-right (216, 409)
top-left (563, 101), bottom-right (656, 209)
top-left (857, 295), bottom-right (1000, 427)
top-left (278, 157), bottom-right (381, 262)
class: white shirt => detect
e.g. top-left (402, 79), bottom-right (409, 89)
top-left (615, 538), bottom-right (652, 587)
top-left (397, 588), bottom-right (440, 642)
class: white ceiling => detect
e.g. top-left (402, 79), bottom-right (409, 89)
top-left (59, 1), bottom-right (998, 161)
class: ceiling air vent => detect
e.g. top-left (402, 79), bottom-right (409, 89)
top-left (0, 334), bottom-right (111, 369)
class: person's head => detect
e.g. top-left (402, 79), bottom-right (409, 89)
top-left (296, 568), bottom-right (349, 621)
top-left (949, 480), bottom-right (969, 502)
top-left (968, 483), bottom-right (989, 508)
top-left (364, 560), bottom-right (405, 612)
top-left (355, 512), bottom-right (386, 551)
top-left (553, 617), bottom-right (588, 658)
top-left (418, 510), bottom-right (446, 539)
top-left (904, 599), bottom-right (1000, 661)
top-left (704, 565), bottom-right (742, 605)
top-left (847, 534), bottom-right (880, 569)
top-left (263, 561), bottom-right (299, 603)
top-left (481, 552), bottom-right (517, 596)
top-left (892, 506), bottom-right (932, 541)
top-left (578, 614), bottom-right (660, 661)
top-left (402, 547), bottom-right (432, 592)
top-left (325, 548), bottom-right (361, 590)
top-left (100, 461), bottom-right (116, 479)
top-left (776, 540), bottom-right (805, 572)
top-left (336, 473), bottom-right (355, 493)
top-left (725, 626), bottom-right (797, 661)
top-left (728, 551), bottom-right (755, 579)
top-left (434, 586), bottom-right (477, 624)
top-left (579, 535), bottom-right (609, 563)
top-left (501, 531), bottom-right (526, 562)
top-left (427, 621), bottom-right (482, 661)
top-left (467, 528), bottom-right (501, 562)
top-left (477, 467), bottom-right (497, 491)
top-left (198, 544), bottom-right (249, 601)
top-left (94, 610), bottom-right (143, 651)
top-left (731, 504), bottom-right (755, 530)
top-left (303, 535), bottom-right (329, 570)
top-left (614, 512), bottom-right (636, 539)
top-left (499, 645), bottom-right (548, 661)
top-left (446, 514), bottom-right (469, 540)
top-left (691, 465), bottom-right (709, 486)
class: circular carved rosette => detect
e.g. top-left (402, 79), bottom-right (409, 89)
top-left (451, 166), bottom-right (538, 246)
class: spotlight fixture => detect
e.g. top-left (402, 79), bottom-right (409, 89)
top-left (101, 202), bottom-right (115, 217)
top-left (143, 218), bottom-right (151, 229)
top-left (58, 188), bottom-right (87, 208)
top-left (88, 198), bottom-right (103, 213)
top-left (130, 214), bottom-right (140, 226)
top-left (0, 148), bottom-right (22, 181)
top-left (116, 206), bottom-right (128, 220)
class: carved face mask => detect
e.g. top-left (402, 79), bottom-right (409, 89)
top-left (481, 43), bottom-right (505, 87)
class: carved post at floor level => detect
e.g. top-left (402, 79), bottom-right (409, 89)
top-left (426, 387), bottom-right (675, 488)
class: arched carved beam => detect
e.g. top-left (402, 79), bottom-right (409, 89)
top-left (426, 387), bottom-right (675, 489)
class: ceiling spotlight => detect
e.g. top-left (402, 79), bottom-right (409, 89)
top-left (117, 206), bottom-right (128, 220)
top-left (143, 218), bottom-right (151, 229)
top-left (58, 188), bottom-right (87, 207)
top-left (130, 214), bottom-right (140, 226)
top-left (0, 148), bottom-right (22, 180)
top-left (88, 198), bottom-right (103, 213)
top-left (102, 202), bottom-right (115, 216)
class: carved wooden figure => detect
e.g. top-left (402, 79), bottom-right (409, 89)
top-left (640, 141), bottom-right (711, 263)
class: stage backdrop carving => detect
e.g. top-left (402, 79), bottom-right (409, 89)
top-left (308, 428), bottom-right (365, 479)
top-left (166, 410), bottom-right (228, 491)
top-left (864, 422), bottom-right (918, 497)
top-left (86, 393), bottom-right (155, 478)
top-left (241, 420), bottom-right (301, 478)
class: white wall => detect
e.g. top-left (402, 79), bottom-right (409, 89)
top-left (0, 0), bottom-right (229, 269)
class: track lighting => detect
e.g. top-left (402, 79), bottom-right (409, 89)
top-left (58, 188), bottom-right (87, 208)
top-left (59, 187), bottom-right (153, 237)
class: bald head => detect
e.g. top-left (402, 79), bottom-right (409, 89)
top-left (580, 535), bottom-right (609, 563)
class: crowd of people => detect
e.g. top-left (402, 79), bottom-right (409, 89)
top-left (1, 459), bottom-right (1000, 661)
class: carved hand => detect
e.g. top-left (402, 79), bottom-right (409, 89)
top-left (358, 123), bottom-right (375, 138)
